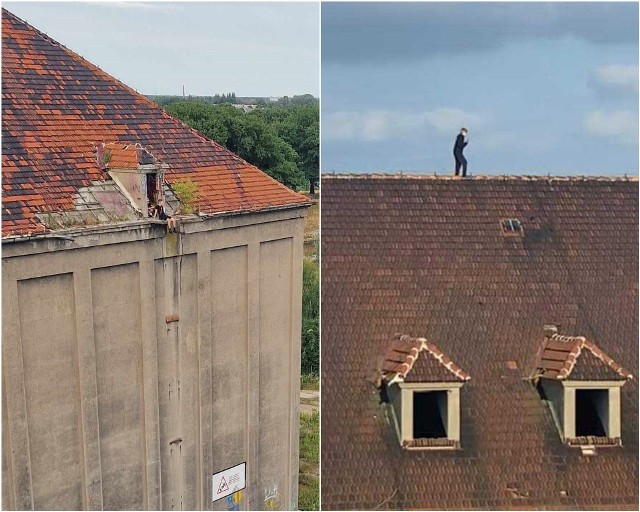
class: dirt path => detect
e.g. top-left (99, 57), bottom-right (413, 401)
top-left (300, 390), bottom-right (319, 415)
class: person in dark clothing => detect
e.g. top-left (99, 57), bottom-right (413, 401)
top-left (453, 127), bottom-right (468, 177)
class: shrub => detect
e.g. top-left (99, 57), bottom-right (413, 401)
top-left (172, 178), bottom-right (199, 214)
top-left (301, 258), bottom-right (319, 376)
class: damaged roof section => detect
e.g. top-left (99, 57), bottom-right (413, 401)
top-left (381, 334), bottom-right (470, 385)
top-left (533, 333), bottom-right (633, 381)
top-left (2, 9), bottom-right (309, 238)
top-left (98, 142), bottom-right (164, 170)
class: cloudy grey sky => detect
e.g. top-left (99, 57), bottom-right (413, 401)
top-left (5, 1), bottom-right (319, 97)
top-left (322, 2), bottom-right (639, 175)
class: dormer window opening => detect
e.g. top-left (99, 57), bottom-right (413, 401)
top-left (146, 172), bottom-right (160, 205)
top-left (575, 389), bottom-right (608, 437)
top-left (414, 390), bottom-right (448, 439)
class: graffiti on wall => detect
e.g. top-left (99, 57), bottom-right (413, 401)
top-left (226, 490), bottom-right (243, 511)
top-left (264, 485), bottom-right (282, 511)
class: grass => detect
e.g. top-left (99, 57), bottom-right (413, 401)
top-left (298, 410), bottom-right (319, 511)
top-left (304, 200), bottom-right (319, 240)
top-left (301, 374), bottom-right (319, 391)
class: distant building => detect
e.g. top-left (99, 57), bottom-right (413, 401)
top-left (233, 104), bottom-right (259, 113)
top-left (321, 174), bottom-right (638, 510)
top-left (2, 9), bottom-right (309, 511)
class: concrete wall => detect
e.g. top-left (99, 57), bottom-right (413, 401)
top-left (2, 206), bottom-right (307, 511)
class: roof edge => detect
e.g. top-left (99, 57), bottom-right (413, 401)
top-left (322, 173), bottom-right (638, 182)
top-left (383, 334), bottom-right (471, 385)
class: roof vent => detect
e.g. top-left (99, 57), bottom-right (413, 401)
top-left (501, 218), bottom-right (523, 235)
top-left (544, 324), bottom-right (558, 337)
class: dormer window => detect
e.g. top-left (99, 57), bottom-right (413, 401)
top-left (97, 142), bottom-right (169, 217)
top-left (378, 334), bottom-right (470, 450)
top-left (532, 330), bottom-right (632, 451)
top-left (501, 218), bottom-right (523, 235)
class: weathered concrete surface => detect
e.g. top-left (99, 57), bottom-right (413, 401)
top-left (2, 206), bottom-right (307, 511)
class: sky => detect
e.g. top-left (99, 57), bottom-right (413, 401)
top-left (4, 1), bottom-right (319, 97)
top-left (322, 2), bottom-right (639, 175)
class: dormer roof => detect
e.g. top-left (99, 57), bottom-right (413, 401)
top-left (100, 142), bottom-right (161, 170)
top-left (534, 333), bottom-right (633, 381)
top-left (381, 334), bottom-right (470, 385)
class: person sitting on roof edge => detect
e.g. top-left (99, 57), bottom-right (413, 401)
top-left (453, 127), bottom-right (469, 177)
top-left (154, 198), bottom-right (180, 234)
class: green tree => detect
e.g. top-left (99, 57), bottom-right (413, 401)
top-left (165, 101), bottom-right (306, 190)
top-left (255, 105), bottom-right (319, 193)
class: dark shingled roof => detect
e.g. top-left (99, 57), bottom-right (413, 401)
top-left (1, 9), bottom-right (308, 237)
top-left (321, 174), bottom-right (638, 510)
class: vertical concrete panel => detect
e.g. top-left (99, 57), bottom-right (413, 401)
top-left (91, 264), bottom-right (145, 510)
top-left (210, 246), bottom-right (248, 511)
top-left (2, 374), bottom-right (16, 511)
top-left (17, 273), bottom-right (84, 510)
top-left (197, 251), bottom-right (213, 509)
top-left (3, 278), bottom-right (34, 511)
top-left (258, 238), bottom-right (293, 511)
top-left (156, 254), bottom-right (200, 511)
top-left (73, 269), bottom-right (104, 510)
top-left (178, 255), bottom-right (201, 510)
top-left (287, 230), bottom-right (304, 510)
top-left (140, 260), bottom-right (162, 510)
top-left (246, 243), bottom-right (261, 510)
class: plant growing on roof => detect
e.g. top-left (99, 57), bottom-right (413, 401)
top-left (171, 178), bottom-right (199, 214)
top-left (102, 148), bottom-right (112, 166)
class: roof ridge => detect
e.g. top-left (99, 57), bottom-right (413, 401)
top-left (546, 333), bottom-right (633, 380)
top-left (383, 334), bottom-right (470, 384)
top-left (322, 173), bottom-right (638, 182)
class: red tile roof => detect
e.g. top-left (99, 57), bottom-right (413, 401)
top-left (100, 142), bottom-right (158, 170)
top-left (321, 174), bottom-right (638, 510)
top-left (534, 333), bottom-right (633, 381)
top-left (1, 9), bottom-right (308, 237)
top-left (381, 334), bottom-right (470, 384)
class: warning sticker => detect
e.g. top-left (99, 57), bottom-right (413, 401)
top-left (212, 462), bottom-right (246, 502)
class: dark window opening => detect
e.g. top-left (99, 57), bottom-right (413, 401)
top-left (413, 391), bottom-right (447, 439)
top-left (576, 389), bottom-right (608, 437)
top-left (146, 173), bottom-right (159, 205)
top-left (378, 381), bottom-right (389, 405)
top-left (501, 218), bottom-right (523, 234)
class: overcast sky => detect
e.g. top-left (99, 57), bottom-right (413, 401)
top-left (5, 1), bottom-right (319, 97)
top-left (322, 2), bottom-right (639, 175)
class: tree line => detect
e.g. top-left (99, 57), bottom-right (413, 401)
top-left (162, 100), bottom-right (319, 193)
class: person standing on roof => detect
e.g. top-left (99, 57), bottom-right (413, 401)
top-left (453, 127), bottom-right (469, 177)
